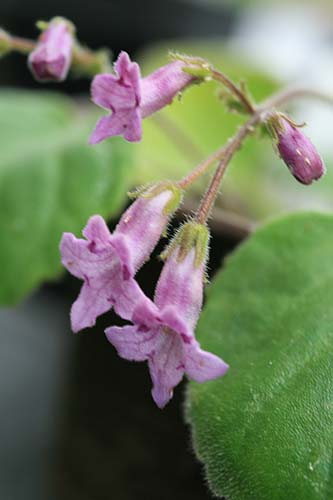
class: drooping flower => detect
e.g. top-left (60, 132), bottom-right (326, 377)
top-left (106, 222), bottom-right (228, 408)
top-left (28, 17), bottom-right (74, 82)
top-left (89, 51), bottom-right (196, 144)
top-left (60, 184), bottom-right (182, 332)
top-left (269, 114), bottom-right (325, 185)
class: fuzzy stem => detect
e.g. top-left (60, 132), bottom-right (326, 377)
top-left (195, 85), bottom-right (333, 224)
top-left (211, 68), bottom-right (255, 114)
top-left (10, 35), bottom-right (35, 54)
top-left (196, 116), bottom-right (258, 224)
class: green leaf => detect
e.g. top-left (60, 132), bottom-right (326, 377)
top-left (187, 212), bottom-right (333, 500)
top-left (0, 90), bottom-right (131, 304)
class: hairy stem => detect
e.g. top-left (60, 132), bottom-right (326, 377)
top-left (195, 85), bottom-right (333, 224)
top-left (196, 116), bottom-right (258, 224)
top-left (211, 68), bottom-right (255, 114)
top-left (10, 36), bottom-right (35, 54)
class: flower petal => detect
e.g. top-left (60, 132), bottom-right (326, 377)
top-left (114, 51), bottom-right (141, 96)
top-left (91, 73), bottom-right (137, 110)
top-left (149, 330), bottom-right (185, 408)
top-left (113, 277), bottom-right (150, 321)
top-left (105, 325), bottom-right (158, 361)
top-left (71, 280), bottom-right (115, 332)
top-left (60, 231), bottom-right (120, 280)
top-left (89, 110), bottom-right (142, 144)
top-left (82, 215), bottom-right (111, 245)
top-left (184, 341), bottom-right (229, 382)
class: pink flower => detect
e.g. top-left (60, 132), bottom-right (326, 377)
top-left (89, 51), bottom-right (195, 144)
top-left (28, 18), bottom-right (73, 82)
top-left (60, 186), bottom-right (181, 332)
top-left (106, 223), bottom-right (228, 408)
top-left (274, 117), bottom-right (325, 185)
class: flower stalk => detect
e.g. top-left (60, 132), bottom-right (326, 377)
top-left (1, 31), bottom-right (110, 76)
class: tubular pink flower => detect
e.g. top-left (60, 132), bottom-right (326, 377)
top-left (106, 225), bottom-right (228, 408)
top-left (28, 18), bottom-right (73, 82)
top-left (89, 51), bottom-right (195, 144)
top-left (60, 187), bottom-right (181, 332)
top-left (274, 117), bottom-right (325, 185)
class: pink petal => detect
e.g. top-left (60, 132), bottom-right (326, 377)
top-left (113, 277), bottom-right (150, 321)
top-left (149, 330), bottom-right (185, 408)
top-left (71, 281), bottom-right (115, 332)
top-left (60, 232), bottom-right (120, 280)
top-left (115, 51), bottom-right (141, 96)
top-left (184, 341), bottom-right (229, 382)
top-left (91, 73), bottom-right (137, 110)
top-left (105, 325), bottom-right (158, 361)
top-left (82, 215), bottom-right (111, 245)
top-left (140, 60), bottom-right (194, 118)
top-left (132, 297), bottom-right (160, 328)
top-left (89, 110), bottom-right (142, 144)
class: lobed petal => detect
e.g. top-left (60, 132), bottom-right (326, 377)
top-left (60, 231), bottom-right (120, 280)
top-left (184, 340), bottom-right (229, 382)
top-left (91, 73), bottom-right (137, 111)
top-left (149, 330), bottom-right (185, 408)
top-left (82, 215), bottom-right (111, 245)
top-left (71, 280), bottom-right (115, 332)
top-left (89, 109), bottom-right (142, 144)
top-left (105, 325), bottom-right (158, 361)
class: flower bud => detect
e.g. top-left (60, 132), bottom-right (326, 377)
top-left (28, 17), bottom-right (74, 82)
top-left (270, 115), bottom-right (325, 185)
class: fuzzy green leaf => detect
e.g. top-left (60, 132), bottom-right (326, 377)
top-left (0, 91), bottom-right (131, 304)
top-left (187, 212), bottom-right (333, 500)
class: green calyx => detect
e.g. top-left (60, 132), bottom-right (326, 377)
top-left (0, 29), bottom-right (11, 56)
top-left (71, 45), bottom-right (112, 76)
top-left (161, 221), bottom-right (210, 268)
top-left (36, 17), bottom-right (76, 35)
top-left (128, 181), bottom-right (183, 216)
top-left (169, 51), bottom-right (211, 79)
top-left (266, 112), bottom-right (305, 141)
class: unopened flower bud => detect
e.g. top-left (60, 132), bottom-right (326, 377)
top-left (270, 114), bottom-right (325, 185)
top-left (28, 17), bottom-right (74, 82)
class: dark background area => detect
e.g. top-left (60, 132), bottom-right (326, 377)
top-left (0, 1), bottom-right (238, 499)
top-left (0, 0), bottom-right (236, 91)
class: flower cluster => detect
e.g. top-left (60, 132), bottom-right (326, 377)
top-left (60, 187), bottom-right (228, 407)
top-left (21, 16), bottom-right (324, 408)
